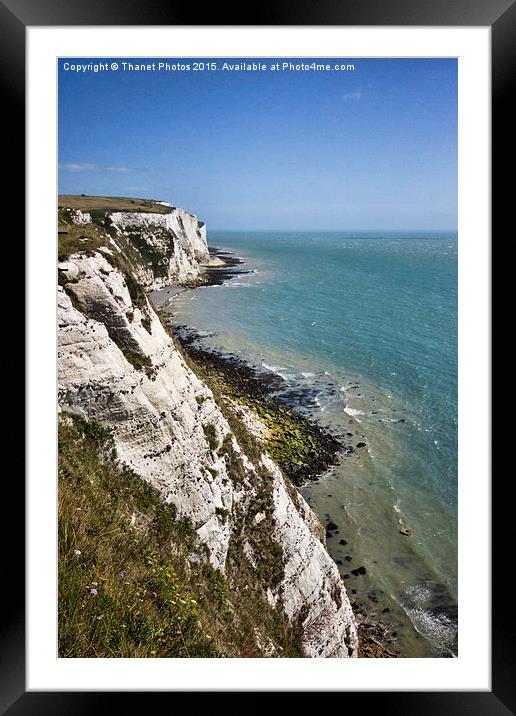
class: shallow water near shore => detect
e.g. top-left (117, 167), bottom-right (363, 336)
top-left (162, 230), bottom-right (458, 657)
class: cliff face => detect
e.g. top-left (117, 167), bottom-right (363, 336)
top-left (57, 203), bottom-right (358, 658)
top-left (59, 204), bottom-right (209, 289)
top-left (108, 208), bottom-right (209, 288)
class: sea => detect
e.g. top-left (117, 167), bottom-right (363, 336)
top-left (165, 230), bottom-right (458, 657)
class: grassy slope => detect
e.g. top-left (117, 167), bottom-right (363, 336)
top-left (58, 413), bottom-right (305, 658)
top-left (57, 219), bottom-right (110, 261)
top-left (58, 195), bottom-right (173, 214)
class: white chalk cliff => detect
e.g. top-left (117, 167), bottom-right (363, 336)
top-left (108, 208), bottom-right (209, 288)
top-left (57, 205), bottom-right (358, 658)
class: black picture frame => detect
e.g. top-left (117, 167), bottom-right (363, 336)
top-left (8, 0), bottom-right (509, 711)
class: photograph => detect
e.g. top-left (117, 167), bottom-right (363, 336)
top-left (57, 56), bottom-right (458, 660)
top-left (2, 0), bottom-right (504, 703)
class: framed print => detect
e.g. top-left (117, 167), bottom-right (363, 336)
top-left (8, 0), bottom-right (510, 710)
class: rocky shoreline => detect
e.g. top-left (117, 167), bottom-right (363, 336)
top-left (173, 325), bottom-right (350, 483)
top-left (154, 246), bottom-right (400, 657)
top-left (169, 326), bottom-right (401, 658)
top-left (202, 245), bottom-right (254, 286)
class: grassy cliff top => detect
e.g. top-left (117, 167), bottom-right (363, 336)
top-left (58, 195), bottom-right (174, 214)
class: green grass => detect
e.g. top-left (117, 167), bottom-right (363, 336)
top-left (59, 414), bottom-right (214, 657)
top-left (58, 221), bottom-right (109, 262)
top-left (59, 413), bottom-right (306, 658)
top-left (58, 195), bottom-right (173, 215)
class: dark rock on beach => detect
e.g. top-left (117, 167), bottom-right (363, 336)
top-left (351, 566), bottom-right (367, 576)
top-left (202, 247), bottom-right (252, 286)
top-left (170, 324), bottom-right (348, 487)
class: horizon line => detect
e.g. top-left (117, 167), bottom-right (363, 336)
top-left (208, 227), bottom-right (458, 233)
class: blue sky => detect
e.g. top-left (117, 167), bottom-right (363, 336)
top-left (58, 58), bottom-right (457, 230)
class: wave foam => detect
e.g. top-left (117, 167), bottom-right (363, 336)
top-left (343, 406), bottom-right (366, 420)
top-left (401, 584), bottom-right (458, 657)
top-left (261, 363), bottom-right (295, 381)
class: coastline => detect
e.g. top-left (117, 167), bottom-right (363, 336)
top-left (147, 247), bottom-right (251, 309)
top-left (162, 237), bottom-right (458, 659)
top-left (57, 197), bottom-right (456, 660)
top-left (201, 245), bottom-right (254, 285)
top-left (150, 246), bottom-right (401, 658)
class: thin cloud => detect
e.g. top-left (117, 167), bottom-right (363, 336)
top-left (342, 91), bottom-right (362, 101)
top-left (58, 162), bottom-right (96, 172)
top-left (58, 163), bottom-right (130, 172)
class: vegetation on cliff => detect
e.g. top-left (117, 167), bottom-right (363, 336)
top-left (58, 195), bottom-right (173, 215)
top-left (58, 413), bottom-right (305, 658)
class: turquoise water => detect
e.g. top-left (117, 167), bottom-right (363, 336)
top-left (167, 231), bottom-right (458, 656)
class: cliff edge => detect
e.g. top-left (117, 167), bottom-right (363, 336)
top-left (57, 196), bottom-right (358, 658)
